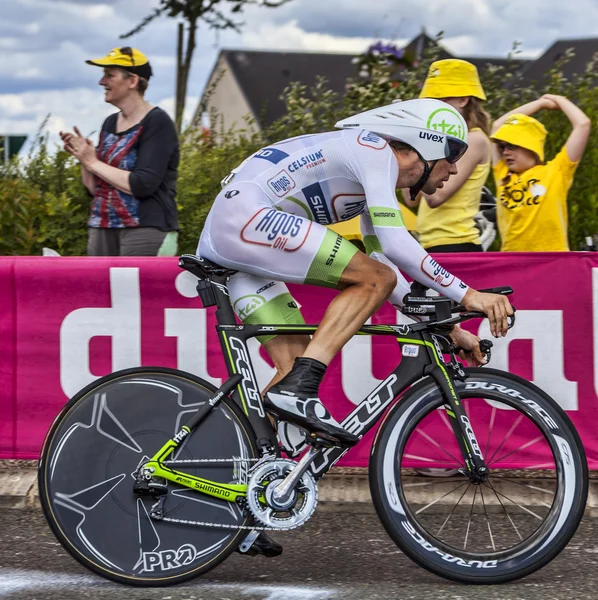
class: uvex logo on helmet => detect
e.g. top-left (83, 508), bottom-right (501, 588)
top-left (426, 108), bottom-right (466, 141)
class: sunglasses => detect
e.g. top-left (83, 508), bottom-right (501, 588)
top-left (444, 137), bottom-right (468, 164)
top-left (496, 142), bottom-right (520, 153)
top-left (120, 46), bottom-right (135, 67)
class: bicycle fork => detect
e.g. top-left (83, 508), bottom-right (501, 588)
top-left (426, 361), bottom-right (488, 482)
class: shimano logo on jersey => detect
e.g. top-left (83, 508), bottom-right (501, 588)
top-left (419, 132), bottom-right (445, 143)
top-left (241, 208), bottom-right (310, 251)
top-left (358, 130), bottom-right (388, 150)
top-left (267, 169), bottom-right (296, 196)
top-left (254, 147), bottom-right (289, 165)
top-left (374, 211), bottom-right (396, 218)
top-left (326, 234), bottom-right (343, 266)
top-left (303, 182), bottom-right (332, 224)
top-left (288, 150), bottom-right (326, 172)
top-left (421, 255), bottom-right (455, 287)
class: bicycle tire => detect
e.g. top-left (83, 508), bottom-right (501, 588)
top-left (369, 367), bottom-right (588, 584)
top-left (39, 367), bottom-right (259, 586)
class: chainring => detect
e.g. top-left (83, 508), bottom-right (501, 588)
top-left (246, 459), bottom-right (317, 530)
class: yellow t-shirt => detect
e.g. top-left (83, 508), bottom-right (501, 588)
top-left (418, 129), bottom-right (489, 249)
top-left (493, 146), bottom-right (578, 252)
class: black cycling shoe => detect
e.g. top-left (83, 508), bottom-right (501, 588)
top-left (236, 532), bottom-right (283, 557)
top-left (265, 387), bottom-right (359, 448)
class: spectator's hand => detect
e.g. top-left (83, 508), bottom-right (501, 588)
top-left (540, 94), bottom-right (560, 110)
top-left (448, 325), bottom-right (486, 366)
top-left (60, 127), bottom-right (94, 160)
top-left (461, 289), bottom-right (514, 338)
top-left (64, 129), bottom-right (97, 169)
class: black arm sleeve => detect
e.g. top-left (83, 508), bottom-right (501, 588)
top-left (129, 109), bottom-right (179, 198)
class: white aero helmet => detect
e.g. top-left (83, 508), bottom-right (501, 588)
top-left (335, 98), bottom-right (468, 163)
top-left (335, 99), bottom-right (469, 199)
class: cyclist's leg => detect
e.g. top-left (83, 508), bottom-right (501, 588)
top-left (198, 183), bottom-right (396, 444)
top-left (226, 271), bottom-right (311, 391)
top-left (304, 249), bottom-right (397, 364)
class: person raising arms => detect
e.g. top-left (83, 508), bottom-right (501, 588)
top-left (490, 94), bottom-right (590, 251)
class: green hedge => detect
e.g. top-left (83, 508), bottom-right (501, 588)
top-left (2, 42), bottom-right (597, 256)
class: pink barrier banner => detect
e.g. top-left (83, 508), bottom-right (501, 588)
top-left (1, 254), bottom-right (597, 468)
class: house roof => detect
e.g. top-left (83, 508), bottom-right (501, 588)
top-left (219, 49), bottom-right (359, 128)
top-left (199, 34), bottom-right (596, 130)
top-left (516, 37), bottom-right (598, 84)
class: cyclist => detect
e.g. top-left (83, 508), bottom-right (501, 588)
top-left (198, 98), bottom-right (513, 447)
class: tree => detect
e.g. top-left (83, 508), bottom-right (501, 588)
top-left (121, 0), bottom-right (291, 133)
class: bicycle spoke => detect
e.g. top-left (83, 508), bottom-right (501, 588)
top-left (464, 486), bottom-right (478, 550)
top-left (490, 435), bottom-right (544, 466)
top-left (496, 478), bottom-right (555, 509)
top-left (486, 415), bottom-right (523, 465)
top-left (485, 479), bottom-right (523, 542)
top-left (485, 405), bottom-right (497, 458)
top-left (436, 483), bottom-right (472, 536)
top-left (404, 478), bottom-right (465, 488)
top-left (404, 453), bottom-right (436, 463)
top-left (437, 407), bottom-right (457, 436)
top-left (479, 485), bottom-right (496, 551)
top-left (482, 484), bottom-right (544, 520)
top-left (413, 428), bottom-right (463, 466)
top-left (415, 481), bottom-right (469, 515)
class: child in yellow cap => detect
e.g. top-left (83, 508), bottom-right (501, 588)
top-left (491, 95), bottom-right (590, 251)
top-left (411, 58), bottom-right (492, 253)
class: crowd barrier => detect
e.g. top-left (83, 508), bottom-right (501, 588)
top-left (1, 254), bottom-right (598, 468)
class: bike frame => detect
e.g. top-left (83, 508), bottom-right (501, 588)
top-left (140, 267), bottom-right (487, 504)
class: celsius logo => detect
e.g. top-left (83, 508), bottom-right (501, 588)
top-left (357, 130), bottom-right (388, 150)
top-left (288, 150), bottom-right (326, 172)
top-left (426, 108), bottom-right (466, 141)
top-left (267, 169), bottom-right (295, 197)
top-left (241, 208), bottom-right (311, 251)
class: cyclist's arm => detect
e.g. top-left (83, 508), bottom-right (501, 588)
top-left (362, 206), bottom-right (468, 303)
top-left (346, 136), bottom-right (469, 303)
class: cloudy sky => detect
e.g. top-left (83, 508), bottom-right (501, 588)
top-left (2, 0), bottom-right (598, 152)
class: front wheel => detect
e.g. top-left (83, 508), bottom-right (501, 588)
top-left (39, 367), bottom-right (260, 586)
top-left (369, 368), bottom-right (587, 584)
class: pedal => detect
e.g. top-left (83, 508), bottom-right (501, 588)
top-left (237, 529), bottom-right (261, 554)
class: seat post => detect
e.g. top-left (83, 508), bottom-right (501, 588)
top-left (212, 274), bottom-right (237, 325)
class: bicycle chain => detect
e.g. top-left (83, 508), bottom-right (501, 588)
top-left (163, 458), bottom-right (262, 465)
top-left (159, 516), bottom-right (279, 531)
top-left (154, 457), bottom-right (317, 532)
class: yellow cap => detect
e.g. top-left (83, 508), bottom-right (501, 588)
top-left (86, 47), bottom-right (152, 79)
top-left (490, 114), bottom-right (547, 162)
top-left (419, 59), bottom-right (486, 101)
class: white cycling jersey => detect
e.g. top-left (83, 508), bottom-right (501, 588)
top-left (199, 128), bottom-right (469, 307)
